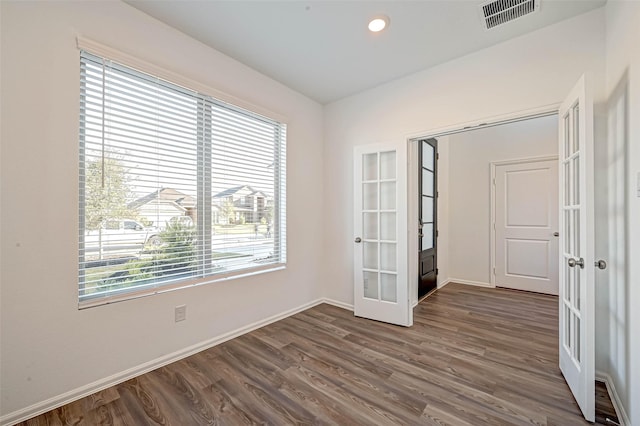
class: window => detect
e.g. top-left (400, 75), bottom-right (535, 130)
top-left (79, 51), bottom-right (286, 306)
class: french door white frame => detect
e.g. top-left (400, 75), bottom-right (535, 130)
top-left (353, 141), bottom-right (411, 327)
top-left (557, 75), bottom-right (595, 422)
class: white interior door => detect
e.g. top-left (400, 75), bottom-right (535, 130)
top-left (558, 75), bottom-right (595, 422)
top-left (494, 158), bottom-right (559, 295)
top-left (353, 142), bottom-right (411, 327)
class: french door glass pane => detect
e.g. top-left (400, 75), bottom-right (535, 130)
top-left (381, 273), bottom-right (397, 303)
top-left (422, 169), bottom-right (434, 196)
top-left (564, 115), bottom-right (571, 157)
top-left (363, 153), bottom-right (378, 181)
top-left (380, 213), bottom-right (396, 240)
top-left (565, 265), bottom-right (571, 300)
top-left (363, 271), bottom-right (378, 299)
top-left (573, 157), bottom-right (580, 204)
top-left (574, 267), bottom-right (581, 310)
top-left (564, 210), bottom-right (571, 253)
top-left (422, 224), bottom-right (433, 250)
top-left (564, 163), bottom-right (571, 206)
top-left (572, 105), bottom-right (580, 154)
top-left (422, 196), bottom-right (433, 223)
top-left (574, 210), bottom-right (580, 255)
top-left (363, 183), bottom-right (378, 210)
top-left (380, 182), bottom-right (396, 210)
top-left (380, 151), bottom-right (396, 180)
top-left (380, 243), bottom-right (396, 272)
top-left (565, 305), bottom-right (571, 348)
top-left (422, 143), bottom-right (434, 171)
top-left (363, 213), bottom-right (378, 240)
top-left (575, 316), bottom-right (581, 362)
top-left (363, 242), bottom-right (378, 269)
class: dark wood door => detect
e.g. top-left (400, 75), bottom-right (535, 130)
top-left (418, 138), bottom-right (437, 298)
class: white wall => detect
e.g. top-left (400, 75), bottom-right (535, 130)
top-left (0, 1), bottom-right (324, 421)
top-left (324, 8), bottom-right (606, 306)
top-left (446, 116), bottom-right (558, 285)
top-left (603, 1), bottom-right (640, 423)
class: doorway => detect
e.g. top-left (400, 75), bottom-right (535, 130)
top-left (409, 114), bottom-right (560, 302)
top-left (418, 138), bottom-right (438, 298)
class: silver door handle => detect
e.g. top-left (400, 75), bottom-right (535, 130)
top-left (595, 260), bottom-right (607, 270)
top-left (568, 257), bottom-right (584, 268)
top-left (355, 237), bottom-right (362, 243)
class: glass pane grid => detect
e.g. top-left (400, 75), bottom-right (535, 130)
top-left (360, 149), bottom-right (397, 303)
top-left (561, 103), bottom-right (583, 367)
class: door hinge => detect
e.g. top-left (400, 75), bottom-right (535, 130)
top-left (436, 153), bottom-right (440, 160)
top-left (493, 222), bottom-right (496, 230)
top-left (492, 178), bottom-right (496, 185)
top-left (436, 268), bottom-right (439, 275)
top-left (437, 191), bottom-right (439, 198)
top-left (493, 267), bottom-right (496, 275)
top-left (436, 230), bottom-right (439, 237)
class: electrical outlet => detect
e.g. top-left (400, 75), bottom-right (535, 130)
top-left (175, 305), bottom-right (186, 322)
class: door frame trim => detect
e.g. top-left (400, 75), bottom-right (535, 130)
top-left (489, 154), bottom-right (559, 289)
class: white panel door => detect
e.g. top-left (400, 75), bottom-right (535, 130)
top-left (494, 159), bottom-right (559, 295)
top-left (558, 75), bottom-right (595, 422)
top-left (353, 142), bottom-right (411, 327)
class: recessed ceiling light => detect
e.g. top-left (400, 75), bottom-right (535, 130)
top-left (368, 16), bottom-right (389, 33)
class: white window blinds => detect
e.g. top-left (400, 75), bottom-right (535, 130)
top-left (79, 51), bottom-right (286, 306)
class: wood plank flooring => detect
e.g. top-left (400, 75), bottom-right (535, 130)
top-left (20, 283), bottom-right (618, 425)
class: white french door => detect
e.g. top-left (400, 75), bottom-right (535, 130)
top-left (558, 75), bottom-right (595, 422)
top-left (353, 142), bottom-right (411, 327)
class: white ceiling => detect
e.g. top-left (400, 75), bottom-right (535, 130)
top-left (126, 0), bottom-right (606, 104)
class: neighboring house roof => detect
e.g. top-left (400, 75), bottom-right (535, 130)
top-left (212, 185), bottom-right (268, 199)
top-left (128, 188), bottom-right (197, 210)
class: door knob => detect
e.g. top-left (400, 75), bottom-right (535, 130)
top-left (595, 259), bottom-right (607, 270)
top-left (354, 237), bottom-right (362, 243)
top-left (568, 257), bottom-right (584, 268)
top-left (553, 232), bottom-right (559, 237)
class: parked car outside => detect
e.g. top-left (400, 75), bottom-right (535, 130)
top-left (84, 219), bottom-right (161, 255)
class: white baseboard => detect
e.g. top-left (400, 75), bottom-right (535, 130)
top-left (0, 298), bottom-right (327, 426)
top-left (596, 370), bottom-right (631, 426)
top-left (322, 298), bottom-right (354, 311)
top-left (448, 278), bottom-right (493, 288)
top-left (437, 279), bottom-right (451, 289)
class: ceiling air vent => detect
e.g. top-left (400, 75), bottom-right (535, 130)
top-left (480, 0), bottom-right (540, 30)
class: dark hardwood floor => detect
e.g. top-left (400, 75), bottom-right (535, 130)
top-left (20, 283), bottom-right (618, 425)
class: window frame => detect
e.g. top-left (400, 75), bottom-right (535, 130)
top-left (77, 39), bottom-right (287, 309)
